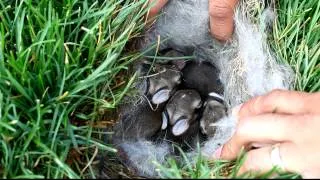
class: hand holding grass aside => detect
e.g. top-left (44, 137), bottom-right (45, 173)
top-left (214, 89), bottom-right (320, 178)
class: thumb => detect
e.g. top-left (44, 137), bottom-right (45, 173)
top-left (147, 0), bottom-right (168, 20)
top-left (209, 0), bottom-right (239, 41)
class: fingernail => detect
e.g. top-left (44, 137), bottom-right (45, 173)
top-left (213, 146), bottom-right (223, 159)
top-left (232, 103), bottom-right (243, 117)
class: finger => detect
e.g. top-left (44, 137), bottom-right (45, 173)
top-left (238, 89), bottom-right (320, 118)
top-left (209, 0), bottom-right (239, 41)
top-left (238, 145), bottom-right (275, 176)
top-left (147, 0), bottom-right (168, 20)
top-left (238, 142), bottom-right (299, 176)
top-left (220, 113), bottom-right (305, 160)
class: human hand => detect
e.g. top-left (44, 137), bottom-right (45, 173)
top-left (147, 0), bottom-right (239, 41)
top-left (213, 89), bottom-right (320, 178)
top-left (147, 0), bottom-right (168, 21)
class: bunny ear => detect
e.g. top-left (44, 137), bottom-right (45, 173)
top-left (152, 88), bottom-right (170, 104)
top-left (141, 78), bottom-right (150, 95)
top-left (172, 119), bottom-right (189, 136)
top-left (172, 59), bottom-right (186, 70)
top-left (161, 110), bottom-right (169, 130)
top-left (203, 100), bottom-right (208, 107)
top-left (200, 118), bottom-right (207, 135)
top-left (208, 92), bottom-right (224, 103)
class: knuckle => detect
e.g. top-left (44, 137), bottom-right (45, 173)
top-left (264, 89), bottom-right (286, 111)
top-left (241, 95), bottom-right (264, 116)
top-left (236, 117), bottom-right (249, 136)
top-left (251, 95), bottom-right (264, 113)
top-left (267, 89), bottom-right (285, 99)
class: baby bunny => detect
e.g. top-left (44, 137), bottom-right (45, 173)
top-left (162, 89), bottom-right (202, 136)
top-left (137, 62), bottom-right (182, 105)
top-left (112, 97), bottom-right (165, 144)
top-left (181, 61), bottom-right (224, 97)
top-left (199, 93), bottom-right (227, 137)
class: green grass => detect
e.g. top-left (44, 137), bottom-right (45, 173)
top-left (0, 0), bottom-right (148, 178)
top-left (273, 0), bottom-right (320, 92)
top-left (0, 0), bottom-right (319, 179)
top-left (154, 146), bottom-right (300, 179)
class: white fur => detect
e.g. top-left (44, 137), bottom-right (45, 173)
top-left (118, 0), bottom-right (295, 177)
top-left (118, 140), bottom-right (170, 177)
